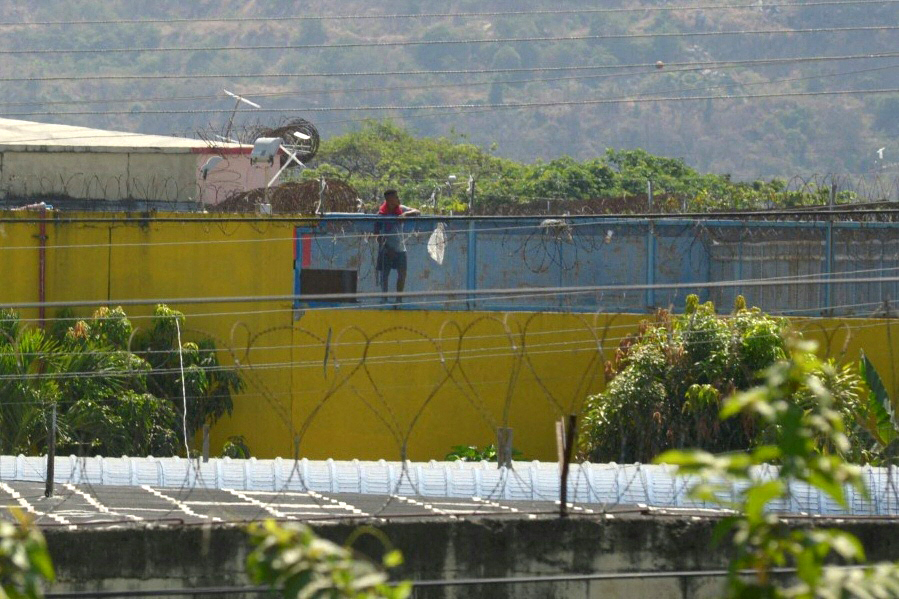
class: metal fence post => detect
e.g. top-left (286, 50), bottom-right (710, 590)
top-left (45, 403), bottom-right (56, 498)
top-left (467, 219), bottom-right (478, 310)
top-left (646, 219), bottom-right (656, 310)
top-left (496, 427), bottom-right (513, 469)
top-left (824, 183), bottom-right (836, 315)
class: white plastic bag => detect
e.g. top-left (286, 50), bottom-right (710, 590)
top-left (427, 222), bottom-right (446, 265)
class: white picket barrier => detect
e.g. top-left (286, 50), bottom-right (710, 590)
top-left (8, 455), bottom-right (899, 516)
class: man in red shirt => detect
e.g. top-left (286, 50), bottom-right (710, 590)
top-left (375, 189), bottom-right (420, 302)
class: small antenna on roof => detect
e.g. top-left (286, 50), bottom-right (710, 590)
top-left (223, 89), bottom-right (261, 141)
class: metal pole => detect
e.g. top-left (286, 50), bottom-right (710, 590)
top-left (646, 220), bottom-right (656, 310)
top-left (496, 427), bottom-right (513, 469)
top-left (202, 424), bottom-right (210, 463)
top-left (826, 184), bottom-right (836, 316)
top-left (466, 220), bottom-right (477, 310)
top-left (559, 414), bottom-right (577, 517)
top-left (45, 403), bottom-right (56, 498)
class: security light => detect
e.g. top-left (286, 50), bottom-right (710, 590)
top-left (250, 137), bottom-right (282, 165)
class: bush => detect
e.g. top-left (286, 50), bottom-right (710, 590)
top-left (578, 295), bottom-right (863, 463)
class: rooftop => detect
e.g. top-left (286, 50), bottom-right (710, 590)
top-left (0, 117), bottom-right (244, 154)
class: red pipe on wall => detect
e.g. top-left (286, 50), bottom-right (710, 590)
top-left (38, 208), bottom-right (47, 328)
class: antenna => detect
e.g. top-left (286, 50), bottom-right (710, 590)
top-left (223, 89), bottom-right (261, 141)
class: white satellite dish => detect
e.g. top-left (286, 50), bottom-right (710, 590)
top-left (199, 155), bottom-right (224, 180)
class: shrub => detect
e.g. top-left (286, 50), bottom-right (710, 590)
top-left (578, 295), bottom-right (862, 463)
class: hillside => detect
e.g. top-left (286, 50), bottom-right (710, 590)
top-left (0, 0), bottom-right (896, 181)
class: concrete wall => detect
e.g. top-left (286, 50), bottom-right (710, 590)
top-left (0, 149), bottom-right (272, 205)
top-left (0, 213), bottom-right (898, 462)
top-left (41, 515), bottom-right (899, 599)
top-left (196, 151), bottom-right (273, 206)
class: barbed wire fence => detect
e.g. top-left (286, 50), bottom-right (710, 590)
top-left (0, 284), bottom-right (897, 534)
top-left (0, 212), bottom-right (898, 535)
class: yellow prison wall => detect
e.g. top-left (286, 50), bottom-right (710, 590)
top-left (0, 212), bottom-right (896, 461)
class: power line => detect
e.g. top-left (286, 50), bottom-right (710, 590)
top-left (5, 86), bottom-right (896, 117)
top-left (0, 318), bottom-right (889, 383)
top-left (2, 26), bottom-right (897, 55)
top-left (15, 60), bottom-right (899, 111)
top-left (5, 1), bottom-right (899, 26)
top-left (4, 56), bottom-right (898, 109)
top-left (2, 275), bottom-right (899, 311)
top-left (2, 51), bottom-right (896, 83)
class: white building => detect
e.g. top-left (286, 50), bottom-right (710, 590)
top-left (0, 118), bottom-right (273, 208)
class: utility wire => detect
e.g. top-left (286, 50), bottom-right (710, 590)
top-left (2, 25), bottom-right (898, 55)
top-left (2, 275), bottom-right (899, 311)
top-left (6, 0), bottom-right (899, 26)
top-left (5, 86), bottom-right (897, 116)
top-left (0, 320), bottom-right (888, 382)
top-left (3, 51), bottom-right (897, 82)
top-left (5, 57), bottom-right (898, 108)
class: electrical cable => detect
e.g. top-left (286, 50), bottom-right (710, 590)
top-left (6, 86), bottom-right (898, 116)
top-left (7, 0), bottom-right (899, 26)
top-left (2, 273), bottom-right (899, 311)
top-left (3, 51), bottom-right (897, 83)
top-left (5, 56), bottom-right (898, 109)
top-left (2, 25), bottom-right (897, 55)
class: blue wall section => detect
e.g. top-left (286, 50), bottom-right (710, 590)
top-left (294, 216), bottom-right (899, 316)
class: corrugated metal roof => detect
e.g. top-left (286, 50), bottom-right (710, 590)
top-left (0, 117), bottom-right (246, 154)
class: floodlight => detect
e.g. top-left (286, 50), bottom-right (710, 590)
top-left (293, 131), bottom-right (311, 141)
top-left (199, 155), bottom-right (224, 180)
top-left (250, 137), bottom-right (282, 165)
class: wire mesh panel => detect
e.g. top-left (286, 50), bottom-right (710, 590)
top-left (291, 215), bottom-right (899, 315)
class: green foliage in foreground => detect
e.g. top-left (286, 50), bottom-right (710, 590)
top-left (578, 295), bottom-right (864, 464)
top-left (657, 342), bottom-right (899, 598)
top-left (0, 509), bottom-right (54, 599)
top-left (247, 520), bottom-right (410, 599)
top-left (0, 305), bottom-right (242, 458)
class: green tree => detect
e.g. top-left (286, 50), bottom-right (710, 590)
top-left (0, 310), bottom-right (64, 455)
top-left (579, 296), bottom-right (863, 463)
top-left (657, 341), bottom-right (899, 598)
top-left (133, 305), bottom-right (243, 445)
top-left (0, 305), bottom-right (240, 458)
